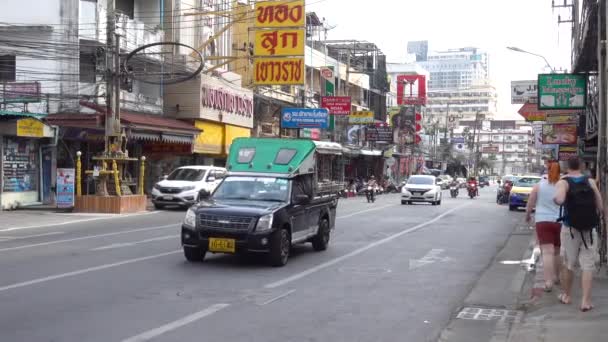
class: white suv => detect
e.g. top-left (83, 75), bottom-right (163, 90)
top-left (151, 166), bottom-right (226, 209)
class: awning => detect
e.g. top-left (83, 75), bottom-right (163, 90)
top-left (360, 149), bottom-right (383, 156)
top-left (313, 141), bottom-right (343, 155)
top-left (162, 133), bottom-right (194, 144)
top-left (129, 131), bottom-right (160, 142)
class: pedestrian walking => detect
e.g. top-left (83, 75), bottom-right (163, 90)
top-left (526, 161), bottom-right (562, 292)
top-left (554, 157), bottom-right (604, 312)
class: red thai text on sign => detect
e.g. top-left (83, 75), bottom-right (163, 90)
top-left (255, 0), bottom-right (305, 27)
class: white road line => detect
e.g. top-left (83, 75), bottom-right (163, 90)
top-left (259, 289), bottom-right (296, 306)
top-left (0, 250), bottom-right (181, 292)
top-left (265, 203), bottom-right (470, 289)
top-left (337, 203), bottom-right (396, 219)
top-left (0, 211), bottom-right (160, 232)
top-left (0, 224), bottom-right (178, 253)
top-left (0, 232), bottom-right (65, 241)
top-left (91, 235), bottom-right (179, 251)
top-left (121, 304), bottom-right (230, 342)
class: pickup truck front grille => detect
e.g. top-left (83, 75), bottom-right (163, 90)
top-left (199, 214), bottom-right (255, 230)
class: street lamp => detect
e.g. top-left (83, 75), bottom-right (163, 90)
top-left (506, 46), bottom-right (556, 73)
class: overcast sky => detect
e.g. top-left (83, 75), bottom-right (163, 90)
top-left (308, 0), bottom-right (572, 119)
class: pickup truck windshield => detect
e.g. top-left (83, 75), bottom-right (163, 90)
top-left (213, 176), bottom-right (289, 202)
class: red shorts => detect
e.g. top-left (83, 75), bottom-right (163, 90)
top-left (536, 222), bottom-right (561, 247)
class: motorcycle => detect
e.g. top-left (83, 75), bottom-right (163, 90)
top-left (450, 185), bottom-right (459, 198)
top-left (366, 186), bottom-right (375, 203)
top-left (467, 184), bottom-right (477, 199)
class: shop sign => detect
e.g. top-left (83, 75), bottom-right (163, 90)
top-left (254, 0), bottom-right (305, 27)
top-left (348, 111), bottom-right (374, 124)
top-left (2, 82), bottom-right (41, 103)
top-left (253, 57), bottom-right (305, 85)
top-left (517, 102), bottom-right (546, 121)
top-left (320, 96), bottom-right (351, 115)
top-left (300, 128), bottom-right (320, 140)
top-left (397, 75), bottom-right (427, 106)
top-left (482, 146), bottom-right (499, 153)
top-left (254, 29), bottom-right (305, 56)
top-left (541, 145), bottom-right (559, 161)
top-left (558, 145), bottom-right (578, 161)
top-left (365, 126), bottom-right (392, 142)
top-left (542, 124), bottom-right (578, 145)
top-left (451, 137), bottom-right (465, 144)
top-left (538, 74), bottom-right (587, 110)
top-left (546, 113), bottom-right (579, 125)
top-left (511, 80), bottom-right (537, 104)
top-left (281, 108), bottom-right (329, 129)
top-left (56, 168), bottom-right (75, 209)
top-left (198, 74), bottom-right (254, 128)
top-left (16, 118), bottom-right (44, 137)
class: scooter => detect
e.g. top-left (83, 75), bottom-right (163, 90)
top-left (450, 185), bottom-right (459, 198)
top-left (366, 186), bottom-right (375, 203)
top-left (467, 184), bottom-right (477, 199)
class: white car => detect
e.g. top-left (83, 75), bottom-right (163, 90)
top-left (151, 166), bottom-right (226, 209)
top-left (401, 175), bottom-right (443, 205)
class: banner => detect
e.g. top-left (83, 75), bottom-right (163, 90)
top-left (511, 80), bottom-right (537, 104)
top-left (321, 96), bottom-right (350, 115)
top-left (546, 113), bottom-right (579, 125)
top-left (254, 29), bottom-right (305, 56)
top-left (542, 124), bottom-right (578, 145)
top-left (538, 74), bottom-right (587, 110)
top-left (56, 168), bottom-right (75, 209)
top-left (558, 145), bottom-right (578, 161)
top-left (254, 0), bottom-right (305, 28)
top-left (365, 126), bottom-right (393, 142)
top-left (253, 57), bottom-right (304, 85)
top-left (348, 111), bottom-right (374, 124)
top-left (281, 108), bottom-right (329, 129)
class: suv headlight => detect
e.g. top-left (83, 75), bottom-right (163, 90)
top-left (153, 183), bottom-right (161, 190)
top-left (256, 214), bottom-right (274, 232)
top-left (183, 208), bottom-right (197, 229)
top-left (182, 186), bottom-right (195, 191)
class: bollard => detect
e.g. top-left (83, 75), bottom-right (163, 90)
top-left (112, 159), bottom-right (121, 196)
top-left (139, 156), bottom-right (146, 195)
top-left (76, 151), bottom-right (82, 196)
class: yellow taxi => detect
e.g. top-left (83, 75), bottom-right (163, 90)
top-left (509, 176), bottom-right (541, 211)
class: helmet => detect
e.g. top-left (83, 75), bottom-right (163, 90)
top-left (370, 175), bottom-right (375, 179)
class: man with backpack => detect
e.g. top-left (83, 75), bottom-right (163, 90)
top-left (554, 157), bottom-right (604, 312)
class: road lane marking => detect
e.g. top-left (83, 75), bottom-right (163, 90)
top-left (264, 203), bottom-right (470, 289)
top-left (0, 224), bottom-right (178, 253)
top-left (91, 235), bottom-right (179, 251)
top-left (0, 250), bottom-right (181, 292)
top-left (0, 232), bottom-right (65, 241)
top-left (259, 289), bottom-right (296, 306)
top-left (409, 248), bottom-right (452, 270)
top-left (0, 211), bottom-right (161, 232)
top-left (121, 304), bottom-right (230, 342)
top-left (337, 204), bottom-right (396, 219)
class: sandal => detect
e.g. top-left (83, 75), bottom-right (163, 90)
top-left (581, 305), bottom-right (594, 312)
top-left (544, 285), bottom-right (553, 293)
top-left (558, 293), bottom-right (571, 304)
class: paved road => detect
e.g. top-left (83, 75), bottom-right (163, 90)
top-left (0, 187), bottom-right (523, 342)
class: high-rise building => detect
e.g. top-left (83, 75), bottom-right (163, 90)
top-left (422, 47), bottom-right (489, 90)
top-left (407, 41), bottom-right (428, 62)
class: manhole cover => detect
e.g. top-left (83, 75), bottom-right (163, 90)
top-left (456, 307), bottom-right (523, 323)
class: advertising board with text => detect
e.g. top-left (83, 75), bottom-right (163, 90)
top-left (320, 96), bottom-right (351, 115)
top-left (56, 168), bottom-right (75, 209)
top-left (397, 75), bottom-right (427, 106)
top-left (511, 80), bottom-right (537, 104)
top-left (365, 126), bottom-right (393, 142)
top-left (538, 74), bottom-right (587, 110)
top-left (558, 145), bottom-right (578, 161)
top-left (253, 58), bottom-right (304, 85)
top-left (254, 29), bottom-right (305, 56)
top-left (546, 113), bottom-right (579, 125)
top-left (348, 111), bottom-right (375, 124)
top-left (254, 0), bottom-right (305, 28)
top-left (281, 108), bottom-right (329, 129)
top-left (542, 124), bottom-right (578, 145)
top-left (541, 145), bottom-right (559, 161)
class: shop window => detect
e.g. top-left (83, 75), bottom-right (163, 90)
top-left (274, 148), bottom-right (297, 165)
top-left (237, 147), bottom-right (255, 163)
top-left (0, 55), bottom-right (16, 82)
top-left (2, 137), bottom-right (39, 192)
top-left (80, 52), bottom-right (96, 83)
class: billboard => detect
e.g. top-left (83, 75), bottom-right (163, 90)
top-left (253, 58), bottom-right (304, 85)
top-left (511, 80), bottom-right (537, 104)
top-left (546, 113), bottom-right (579, 125)
top-left (538, 74), bottom-right (587, 110)
top-left (542, 124), bottom-right (578, 145)
top-left (397, 75), bottom-right (427, 105)
top-left (281, 108), bottom-right (329, 129)
top-left (348, 111), bottom-right (374, 124)
top-left (320, 96), bottom-right (351, 115)
top-left (365, 126), bottom-right (393, 142)
top-left (254, 0), bottom-right (305, 27)
top-left (56, 168), bottom-right (75, 209)
top-left (254, 29), bottom-right (305, 56)
top-left (558, 145), bottom-right (578, 161)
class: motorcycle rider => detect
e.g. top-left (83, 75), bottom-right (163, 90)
top-left (467, 177), bottom-right (479, 197)
top-left (366, 176), bottom-right (378, 202)
top-left (449, 179), bottom-right (459, 197)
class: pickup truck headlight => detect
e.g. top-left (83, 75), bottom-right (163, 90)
top-left (183, 208), bottom-right (197, 229)
top-left (256, 214), bottom-right (274, 232)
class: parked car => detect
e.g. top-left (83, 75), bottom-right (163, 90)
top-left (509, 176), bottom-right (541, 211)
top-left (401, 175), bottom-right (443, 205)
top-left (151, 166), bottom-right (226, 209)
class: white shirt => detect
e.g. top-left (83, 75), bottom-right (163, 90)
top-left (535, 178), bottom-right (560, 223)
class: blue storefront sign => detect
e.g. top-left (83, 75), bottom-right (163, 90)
top-left (451, 137), bottom-right (465, 144)
top-left (281, 108), bottom-right (329, 129)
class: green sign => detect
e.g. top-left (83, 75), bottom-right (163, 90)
top-left (538, 74), bottom-right (587, 110)
top-left (323, 66), bottom-right (335, 131)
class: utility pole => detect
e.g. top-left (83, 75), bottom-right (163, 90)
top-left (105, 0), bottom-right (121, 154)
top-left (472, 111), bottom-right (482, 177)
top-left (501, 126), bottom-right (507, 175)
top-left (597, 0), bottom-right (607, 199)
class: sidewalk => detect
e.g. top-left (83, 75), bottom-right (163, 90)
top-left (505, 257), bottom-right (608, 341)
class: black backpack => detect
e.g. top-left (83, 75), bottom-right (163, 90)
top-left (560, 176), bottom-right (599, 247)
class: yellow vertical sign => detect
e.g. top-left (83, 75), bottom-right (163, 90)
top-left (254, 29), bottom-right (305, 56)
top-left (254, 0), bottom-right (305, 28)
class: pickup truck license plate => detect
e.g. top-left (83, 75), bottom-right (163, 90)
top-left (209, 238), bottom-right (236, 253)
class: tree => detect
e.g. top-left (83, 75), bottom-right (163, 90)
top-left (477, 157), bottom-right (494, 175)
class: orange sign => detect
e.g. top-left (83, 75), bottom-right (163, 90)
top-left (254, 0), bottom-right (305, 28)
top-left (253, 57), bottom-right (304, 85)
top-left (254, 29), bottom-right (305, 56)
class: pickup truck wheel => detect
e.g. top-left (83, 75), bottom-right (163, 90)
top-left (312, 218), bottom-right (330, 251)
top-left (154, 203), bottom-right (165, 210)
top-left (268, 228), bottom-right (290, 267)
top-left (183, 246), bottom-right (206, 262)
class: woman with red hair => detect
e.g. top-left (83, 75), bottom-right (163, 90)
top-left (526, 161), bottom-right (562, 291)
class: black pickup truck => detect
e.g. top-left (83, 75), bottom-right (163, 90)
top-left (181, 138), bottom-right (340, 267)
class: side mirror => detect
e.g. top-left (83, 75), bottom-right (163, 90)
top-left (207, 177), bottom-right (216, 182)
top-left (294, 194), bottom-right (310, 205)
top-left (162, 175), bottom-right (168, 180)
top-left (198, 189), bottom-right (210, 200)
